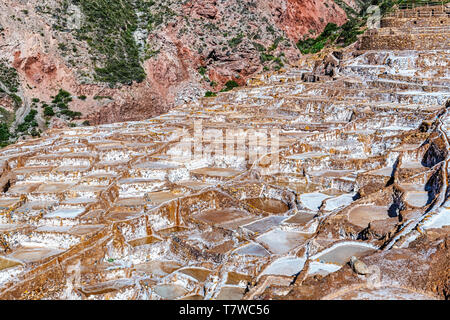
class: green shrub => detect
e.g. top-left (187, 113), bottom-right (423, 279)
top-left (221, 80), bottom-right (239, 92)
top-left (297, 23), bottom-right (339, 54)
top-left (44, 106), bottom-right (55, 117)
top-left (23, 109), bottom-right (37, 123)
top-left (0, 123), bottom-right (10, 142)
top-left (228, 34), bottom-right (244, 48)
top-left (52, 89), bottom-right (71, 104)
top-left (198, 66), bottom-right (207, 76)
top-left (72, 0), bottom-right (147, 86)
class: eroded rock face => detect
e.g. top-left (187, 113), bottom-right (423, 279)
top-left (0, 6), bottom-right (449, 300)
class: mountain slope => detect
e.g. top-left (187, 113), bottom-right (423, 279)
top-left (0, 0), bottom-right (365, 136)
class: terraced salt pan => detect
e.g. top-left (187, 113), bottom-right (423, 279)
top-left (62, 197), bottom-right (97, 205)
top-left (133, 161), bottom-right (182, 170)
top-left (310, 241), bottom-right (377, 266)
top-left (400, 161), bottom-right (424, 169)
top-left (367, 167), bottom-right (394, 176)
top-left (134, 260), bottom-right (181, 278)
top-left (0, 198), bottom-right (20, 209)
top-left (0, 257), bottom-right (22, 271)
top-left (194, 208), bottom-right (249, 226)
top-left (143, 191), bottom-right (184, 205)
top-left (79, 279), bottom-right (134, 297)
top-left (176, 267), bottom-right (212, 283)
top-left (379, 125), bottom-right (414, 131)
top-left (190, 167), bottom-right (242, 178)
top-left (215, 286), bottom-right (246, 300)
top-left (175, 180), bottom-right (214, 190)
top-left (118, 180), bottom-right (166, 197)
top-left (282, 211), bottom-right (316, 225)
top-left (6, 182), bottom-right (41, 194)
top-left (308, 169), bottom-right (354, 178)
top-left (35, 182), bottom-right (76, 194)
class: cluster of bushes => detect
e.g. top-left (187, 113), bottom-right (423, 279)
top-left (46, 89), bottom-right (82, 120)
top-left (297, 0), bottom-right (446, 56)
top-left (135, 2), bottom-right (176, 32)
top-left (253, 39), bottom-right (285, 71)
top-left (71, 0), bottom-right (146, 86)
top-left (0, 123), bottom-right (10, 147)
top-left (0, 62), bottom-right (23, 108)
top-left (295, 0), bottom-right (417, 55)
top-left (204, 80), bottom-right (239, 97)
top-left (297, 18), bottom-right (365, 55)
top-left (204, 91), bottom-right (217, 97)
top-left (16, 109), bottom-right (39, 137)
top-left (297, 23), bottom-right (340, 54)
top-left (0, 62), bottom-right (21, 146)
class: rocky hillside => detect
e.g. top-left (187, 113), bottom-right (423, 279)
top-left (0, 0), bottom-right (368, 142)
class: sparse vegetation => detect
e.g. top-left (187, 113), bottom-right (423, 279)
top-left (221, 80), bottom-right (239, 92)
top-left (71, 0), bottom-right (146, 86)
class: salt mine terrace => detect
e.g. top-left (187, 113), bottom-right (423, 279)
top-left (0, 6), bottom-right (449, 300)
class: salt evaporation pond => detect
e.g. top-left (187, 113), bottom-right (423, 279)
top-left (311, 241), bottom-right (376, 266)
top-left (300, 193), bottom-right (331, 211)
top-left (259, 256), bottom-right (306, 278)
top-left (45, 208), bottom-right (85, 219)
